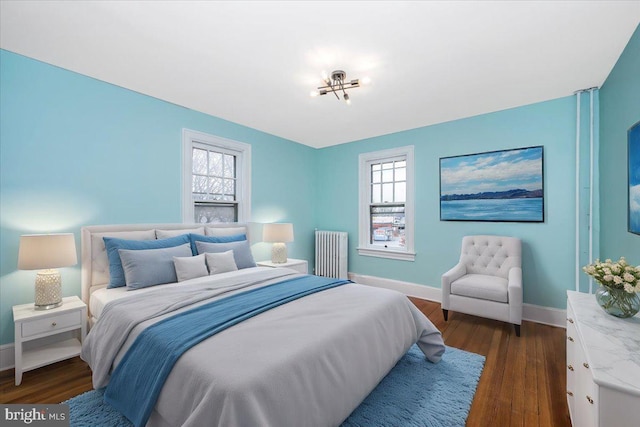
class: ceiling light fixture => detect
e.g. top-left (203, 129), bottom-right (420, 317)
top-left (311, 70), bottom-right (361, 104)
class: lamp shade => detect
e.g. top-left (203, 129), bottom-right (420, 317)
top-left (263, 223), bottom-right (294, 243)
top-left (18, 233), bottom-right (78, 270)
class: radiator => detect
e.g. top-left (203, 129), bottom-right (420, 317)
top-left (314, 230), bottom-right (348, 279)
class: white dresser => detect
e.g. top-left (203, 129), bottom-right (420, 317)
top-left (566, 290), bottom-right (640, 427)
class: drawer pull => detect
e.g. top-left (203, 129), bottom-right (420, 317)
top-left (51, 322), bottom-right (57, 327)
top-left (583, 362), bottom-right (590, 369)
top-left (568, 336), bottom-right (574, 342)
top-left (567, 365), bottom-right (574, 371)
top-left (586, 395), bottom-right (594, 404)
top-left (567, 318), bottom-right (574, 324)
top-left (567, 391), bottom-right (574, 397)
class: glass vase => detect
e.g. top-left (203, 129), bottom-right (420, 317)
top-left (595, 286), bottom-right (640, 318)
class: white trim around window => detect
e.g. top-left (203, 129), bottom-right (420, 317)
top-left (182, 129), bottom-right (251, 223)
top-left (358, 145), bottom-right (415, 261)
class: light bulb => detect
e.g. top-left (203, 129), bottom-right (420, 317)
top-left (361, 77), bottom-right (371, 85)
top-left (344, 93), bottom-right (351, 105)
top-left (310, 90), bottom-right (319, 97)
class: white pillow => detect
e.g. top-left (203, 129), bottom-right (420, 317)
top-left (156, 227), bottom-right (205, 239)
top-left (173, 254), bottom-right (209, 282)
top-left (205, 250), bottom-right (238, 275)
top-left (205, 226), bottom-right (246, 237)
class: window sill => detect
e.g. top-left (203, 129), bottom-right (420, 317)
top-left (357, 247), bottom-right (416, 261)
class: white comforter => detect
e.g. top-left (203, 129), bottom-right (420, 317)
top-left (82, 267), bottom-right (445, 427)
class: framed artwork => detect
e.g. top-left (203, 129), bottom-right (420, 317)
top-left (440, 146), bottom-right (544, 222)
top-left (629, 120), bottom-right (640, 235)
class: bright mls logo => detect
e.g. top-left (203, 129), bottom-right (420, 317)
top-left (1, 405), bottom-right (68, 426)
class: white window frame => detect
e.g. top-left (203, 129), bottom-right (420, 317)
top-left (182, 128), bottom-right (251, 223)
top-left (358, 146), bottom-right (415, 261)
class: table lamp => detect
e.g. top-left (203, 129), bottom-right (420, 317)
top-left (18, 233), bottom-right (77, 310)
top-left (263, 223), bottom-right (294, 264)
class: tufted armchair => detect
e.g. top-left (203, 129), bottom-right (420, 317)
top-left (441, 235), bottom-right (523, 336)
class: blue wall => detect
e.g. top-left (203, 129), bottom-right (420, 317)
top-left (1, 26), bottom-right (638, 347)
top-left (315, 98), bottom-right (580, 309)
top-left (599, 24), bottom-right (640, 265)
top-left (0, 50), bottom-right (317, 345)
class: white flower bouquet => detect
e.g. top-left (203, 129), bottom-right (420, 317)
top-left (583, 257), bottom-right (640, 318)
top-left (582, 257), bottom-right (640, 293)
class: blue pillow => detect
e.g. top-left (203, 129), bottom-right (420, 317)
top-left (104, 234), bottom-right (190, 288)
top-left (119, 243), bottom-right (192, 290)
top-left (188, 233), bottom-right (246, 255)
top-left (195, 240), bottom-right (256, 269)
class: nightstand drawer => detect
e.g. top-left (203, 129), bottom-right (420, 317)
top-left (21, 311), bottom-right (82, 338)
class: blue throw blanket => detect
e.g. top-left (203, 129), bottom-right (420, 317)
top-left (104, 275), bottom-right (350, 427)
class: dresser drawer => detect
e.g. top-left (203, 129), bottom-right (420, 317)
top-left (21, 310), bottom-right (82, 338)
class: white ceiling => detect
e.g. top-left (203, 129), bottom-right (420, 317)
top-left (1, 1), bottom-right (639, 148)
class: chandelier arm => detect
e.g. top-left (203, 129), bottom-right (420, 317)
top-left (316, 85), bottom-right (358, 93)
top-left (331, 78), bottom-right (340, 100)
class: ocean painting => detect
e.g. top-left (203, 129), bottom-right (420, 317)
top-left (440, 146), bottom-right (544, 222)
top-left (629, 121), bottom-right (640, 235)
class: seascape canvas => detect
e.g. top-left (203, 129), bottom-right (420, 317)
top-left (440, 146), bottom-right (544, 222)
top-left (629, 121), bottom-right (640, 235)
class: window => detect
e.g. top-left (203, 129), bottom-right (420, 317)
top-left (358, 146), bottom-right (415, 261)
top-left (182, 129), bottom-right (251, 223)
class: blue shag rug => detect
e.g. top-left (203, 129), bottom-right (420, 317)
top-left (64, 345), bottom-right (484, 427)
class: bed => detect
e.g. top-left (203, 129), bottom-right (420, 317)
top-left (80, 223), bottom-right (445, 427)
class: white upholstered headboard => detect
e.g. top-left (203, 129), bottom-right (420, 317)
top-left (81, 223), bottom-right (250, 318)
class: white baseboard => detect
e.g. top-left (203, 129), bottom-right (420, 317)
top-left (348, 272), bottom-right (566, 328)
top-left (522, 303), bottom-right (567, 328)
top-left (348, 273), bottom-right (442, 301)
top-left (0, 273), bottom-right (565, 372)
top-left (0, 342), bottom-right (15, 372)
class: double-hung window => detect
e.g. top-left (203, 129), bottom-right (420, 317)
top-left (182, 129), bottom-right (251, 223)
top-left (358, 146), bottom-right (415, 261)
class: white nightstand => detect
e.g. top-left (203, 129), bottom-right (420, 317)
top-left (13, 296), bottom-right (87, 386)
top-left (257, 258), bottom-right (309, 274)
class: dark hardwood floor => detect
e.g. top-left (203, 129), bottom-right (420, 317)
top-left (0, 297), bottom-right (571, 426)
top-left (409, 298), bottom-right (571, 427)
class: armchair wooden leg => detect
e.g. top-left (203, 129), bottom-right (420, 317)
top-left (514, 324), bottom-right (521, 337)
top-left (442, 309), bottom-right (448, 321)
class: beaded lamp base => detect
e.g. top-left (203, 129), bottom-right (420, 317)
top-left (35, 269), bottom-right (63, 310)
top-left (271, 243), bottom-right (288, 264)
